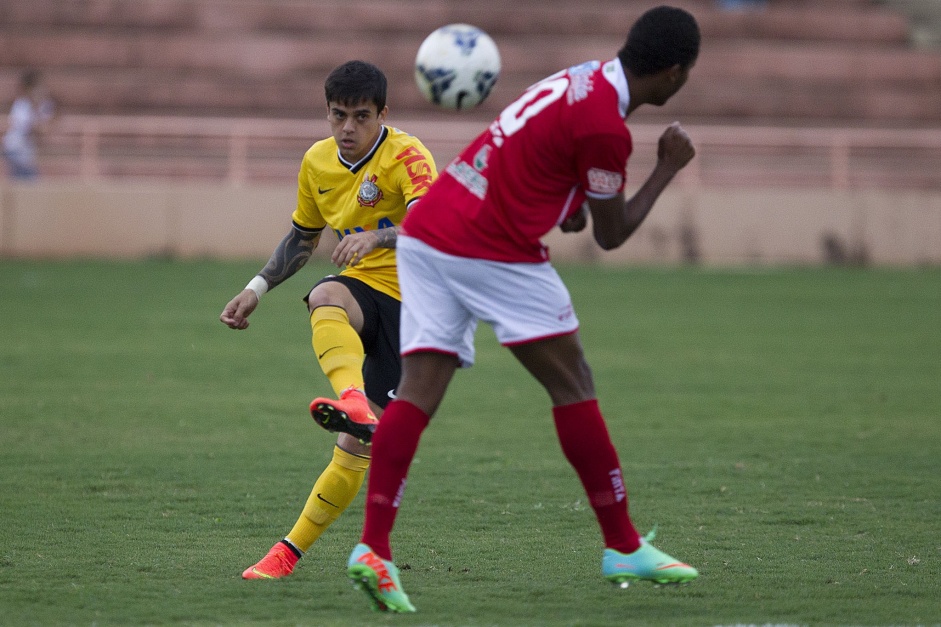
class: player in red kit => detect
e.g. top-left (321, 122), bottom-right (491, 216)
top-left (316, 6), bottom-right (702, 612)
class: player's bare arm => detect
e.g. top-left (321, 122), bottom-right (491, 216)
top-left (219, 226), bottom-right (321, 330)
top-left (560, 205), bottom-right (588, 233)
top-left (331, 225), bottom-right (399, 267)
top-left (589, 122), bottom-right (694, 250)
top-left (257, 226), bottom-right (321, 288)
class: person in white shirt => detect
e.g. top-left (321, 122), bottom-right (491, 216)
top-left (3, 70), bottom-right (56, 180)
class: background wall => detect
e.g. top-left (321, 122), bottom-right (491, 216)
top-left (3, 181), bottom-right (938, 265)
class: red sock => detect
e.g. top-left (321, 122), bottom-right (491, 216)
top-left (552, 400), bottom-right (641, 554)
top-left (360, 399), bottom-right (430, 561)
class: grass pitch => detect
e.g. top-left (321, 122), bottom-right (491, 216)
top-left (1, 259), bottom-right (939, 626)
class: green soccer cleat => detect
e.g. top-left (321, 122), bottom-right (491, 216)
top-left (347, 543), bottom-right (416, 613)
top-left (602, 530), bottom-right (698, 587)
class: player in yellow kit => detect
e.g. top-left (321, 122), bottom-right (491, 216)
top-left (219, 60), bottom-right (436, 579)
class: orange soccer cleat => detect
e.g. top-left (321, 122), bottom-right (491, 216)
top-left (310, 386), bottom-right (379, 443)
top-left (241, 541), bottom-right (300, 580)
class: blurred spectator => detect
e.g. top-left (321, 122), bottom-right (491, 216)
top-left (3, 69), bottom-right (56, 180)
top-left (716, 0), bottom-right (768, 11)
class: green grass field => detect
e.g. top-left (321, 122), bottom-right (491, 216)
top-left (1, 259), bottom-right (939, 626)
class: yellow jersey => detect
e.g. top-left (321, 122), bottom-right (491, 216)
top-left (292, 125), bottom-right (437, 300)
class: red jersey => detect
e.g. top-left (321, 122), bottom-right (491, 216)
top-left (403, 58), bottom-right (633, 262)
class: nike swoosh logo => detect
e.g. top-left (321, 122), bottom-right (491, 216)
top-left (318, 187), bottom-right (335, 194)
top-left (249, 568), bottom-right (275, 579)
top-left (318, 346), bottom-right (340, 359)
top-left (316, 493), bottom-right (339, 508)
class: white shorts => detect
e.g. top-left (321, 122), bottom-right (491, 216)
top-left (397, 236), bottom-right (579, 367)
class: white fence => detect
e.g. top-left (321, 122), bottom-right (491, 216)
top-left (21, 114), bottom-right (941, 190)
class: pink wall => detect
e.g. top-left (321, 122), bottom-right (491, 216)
top-left (2, 181), bottom-right (939, 265)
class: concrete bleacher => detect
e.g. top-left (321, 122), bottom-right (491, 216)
top-left (1, 0), bottom-right (939, 126)
top-left (3, 0), bottom-right (940, 264)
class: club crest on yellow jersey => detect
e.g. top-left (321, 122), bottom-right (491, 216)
top-left (357, 174), bottom-right (383, 207)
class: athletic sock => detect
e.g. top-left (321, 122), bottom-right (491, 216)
top-left (279, 539), bottom-right (303, 559)
top-left (552, 399), bottom-right (641, 554)
top-left (285, 446), bottom-right (370, 552)
top-left (360, 400), bottom-right (430, 561)
top-left (310, 305), bottom-right (365, 397)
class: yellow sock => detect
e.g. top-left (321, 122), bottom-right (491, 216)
top-left (311, 306), bottom-right (365, 397)
top-left (285, 446), bottom-right (370, 552)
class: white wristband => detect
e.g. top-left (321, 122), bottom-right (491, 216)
top-left (245, 276), bottom-right (269, 300)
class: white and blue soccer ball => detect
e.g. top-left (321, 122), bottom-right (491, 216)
top-left (414, 24), bottom-right (501, 110)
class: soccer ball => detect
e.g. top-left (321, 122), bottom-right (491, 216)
top-left (414, 24), bottom-right (501, 110)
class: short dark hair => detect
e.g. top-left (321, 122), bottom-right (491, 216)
top-left (324, 60), bottom-right (387, 111)
top-left (618, 6), bottom-right (700, 77)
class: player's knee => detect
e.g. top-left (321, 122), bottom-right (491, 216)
top-left (307, 281), bottom-right (357, 314)
top-left (337, 433), bottom-right (371, 456)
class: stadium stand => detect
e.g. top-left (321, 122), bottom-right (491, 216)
top-left (1, 0), bottom-right (938, 123)
top-left (0, 0), bottom-right (939, 184)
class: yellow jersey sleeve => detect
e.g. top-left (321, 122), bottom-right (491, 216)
top-left (293, 144), bottom-right (329, 233)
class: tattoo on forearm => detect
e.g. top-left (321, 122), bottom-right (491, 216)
top-left (373, 226), bottom-right (398, 249)
top-left (258, 228), bottom-right (320, 290)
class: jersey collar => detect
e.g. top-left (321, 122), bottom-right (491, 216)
top-left (339, 125), bottom-right (389, 173)
top-left (602, 58), bottom-right (630, 119)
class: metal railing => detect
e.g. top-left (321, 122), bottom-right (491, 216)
top-left (14, 114), bottom-right (941, 189)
